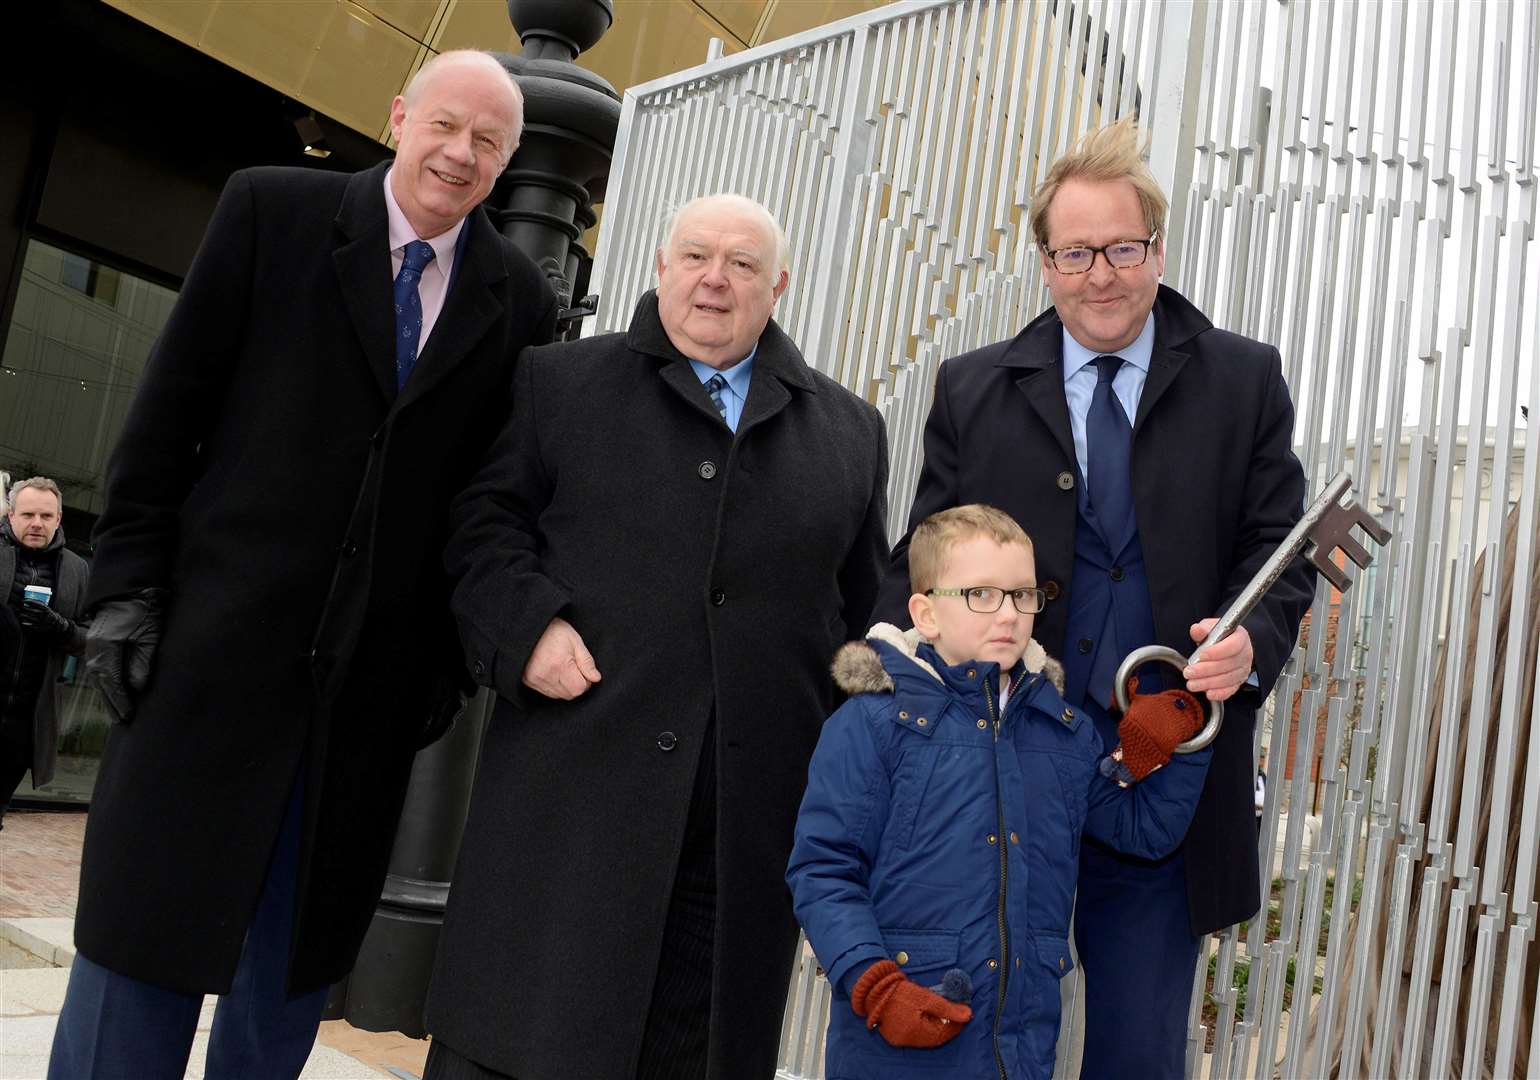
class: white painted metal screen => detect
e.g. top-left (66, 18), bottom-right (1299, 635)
top-left (585, 1), bottom-right (1540, 1077)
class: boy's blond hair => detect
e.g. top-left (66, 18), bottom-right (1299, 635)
top-left (909, 504), bottom-right (1033, 595)
top-left (1029, 117), bottom-right (1168, 249)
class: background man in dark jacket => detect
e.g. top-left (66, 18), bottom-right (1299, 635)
top-left (0, 477), bottom-right (89, 823)
top-left (424, 193), bottom-right (890, 1080)
top-left (48, 50), bottom-right (556, 1079)
top-left (874, 119), bottom-right (1314, 1077)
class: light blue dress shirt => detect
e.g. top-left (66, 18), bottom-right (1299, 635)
top-left (689, 348), bottom-right (755, 433)
top-left (1061, 313), bottom-right (1155, 484)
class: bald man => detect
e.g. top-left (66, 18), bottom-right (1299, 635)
top-left (424, 194), bottom-right (890, 1080)
top-left (50, 50), bottom-right (556, 1079)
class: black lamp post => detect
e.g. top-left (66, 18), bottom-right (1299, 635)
top-left (337, 0), bottom-right (620, 1036)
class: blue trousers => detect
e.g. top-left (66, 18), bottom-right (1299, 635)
top-left (1074, 842), bottom-right (1201, 1079)
top-left (48, 780), bottom-right (327, 1080)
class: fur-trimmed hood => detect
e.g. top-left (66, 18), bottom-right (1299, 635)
top-left (832, 622), bottom-right (1065, 696)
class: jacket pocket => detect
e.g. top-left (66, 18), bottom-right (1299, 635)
top-left (885, 748), bottom-right (941, 853)
top-left (1033, 934), bottom-right (1075, 979)
top-left (879, 927), bottom-right (961, 980)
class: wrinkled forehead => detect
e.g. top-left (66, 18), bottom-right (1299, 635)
top-left (669, 207), bottom-right (775, 262)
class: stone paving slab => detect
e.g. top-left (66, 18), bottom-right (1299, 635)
top-left (0, 917), bottom-right (76, 968)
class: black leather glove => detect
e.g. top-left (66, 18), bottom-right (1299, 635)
top-left (19, 599), bottom-right (72, 639)
top-left (85, 589), bottom-right (166, 725)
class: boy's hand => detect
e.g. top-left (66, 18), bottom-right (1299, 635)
top-left (1113, 676), bottom-right (1204, 782)
top-left (850, 959), bottom-right (972, 1048)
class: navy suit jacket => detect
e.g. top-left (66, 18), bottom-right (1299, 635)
top-left (875, 284), bottom-right (1313, 933)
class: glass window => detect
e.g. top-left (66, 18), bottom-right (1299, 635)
top-left (3, 238), bottom-right (178, 806)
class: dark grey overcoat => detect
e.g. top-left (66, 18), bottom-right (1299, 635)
top-left (0, 530), bottom-right (89, 787)
top-left (425, 292), bottom-right (890, 1079)
top-left (74, 161), bottom-right (556, 993)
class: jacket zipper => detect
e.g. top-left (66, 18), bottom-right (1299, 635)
top-left (986, 668), bottom-right (1023, 1080)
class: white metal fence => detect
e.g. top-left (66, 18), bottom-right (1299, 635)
top-left (586, 1), bottom-right (1540, 1076)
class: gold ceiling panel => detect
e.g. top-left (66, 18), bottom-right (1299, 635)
top-left (695, 0), bottom-right (767, 44)
top-left (580, 0), bottom-right (743, 93)
top-left (197, 0), bottom-right (337, 91)
top-left (303, 5), bottom-right (421, 135)
top-left (756, 0), bottom-right (889, 44)
top-left (102, 0), bottom-right (214, 43)
top-left (431, 1), bottom-right (521, 55)
top-left (355, 0), bottom-right (441, 41)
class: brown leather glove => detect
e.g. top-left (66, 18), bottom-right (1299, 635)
top-left (850, 959), bottom-right (972, 1048)
top-left (1114, 676), bottom-right (1204, 782)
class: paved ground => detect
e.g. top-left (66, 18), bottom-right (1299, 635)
top-left (0, 808), bottom-right (432, 1080)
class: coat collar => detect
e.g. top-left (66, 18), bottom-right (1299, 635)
top-left (995, 283), bottom-right (1207, 458)
top-left (331, 161), bottom-right (509, 409)
top-left (626, 290), bottom-right (817, 436)
top-left (831, 622), bottom-right (1065, 701)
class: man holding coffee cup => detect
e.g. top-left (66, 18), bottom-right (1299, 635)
top-left (0, 476), bottom-right (89, 825)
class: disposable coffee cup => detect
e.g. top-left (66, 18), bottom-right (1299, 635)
top-left (22, 585), bottom-right (52, 606)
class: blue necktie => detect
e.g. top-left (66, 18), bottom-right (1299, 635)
top-left (705, 373), bottom-right (730, 428)
top-left (1086, 354), bottom-right (1133, 547)
top-left (394, 240), bottom-right (436, 390)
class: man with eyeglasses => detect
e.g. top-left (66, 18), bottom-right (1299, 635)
top-left (876, 118), bottom-right (1312, 1077)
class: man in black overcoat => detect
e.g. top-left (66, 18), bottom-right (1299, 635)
top-left (48, 50), bottom-right (556, 1079)
top-left (0, 477), bottom-right (90, 822)
top-left (423, 194), bottom-right (890, 1080)
top-left (874, 119), bottom-right (1315, 1076)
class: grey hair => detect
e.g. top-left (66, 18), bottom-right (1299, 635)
top-left (659, 194), bottom-right (789, 274)
top-left (401, 50), bottom-right (525, 162)
top-left (8, 476), bottom-right (62, 512)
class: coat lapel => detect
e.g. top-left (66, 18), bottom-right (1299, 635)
top-left (331, 164), bottom-right (397, 405)
top-left (626, 291), bottom-right (816, 435)
top-left (396, 207), bottom-right (508, 410)
top-left (999, 312), bottom-right (1077, 471)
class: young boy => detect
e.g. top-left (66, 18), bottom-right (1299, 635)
top-left (786, 504), bottom-right (1211, 1079)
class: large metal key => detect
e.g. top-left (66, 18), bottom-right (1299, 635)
top-left (1113, 471), bottom-right (1393, 753)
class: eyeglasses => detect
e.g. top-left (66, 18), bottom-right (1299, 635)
top-left (926, 586), bottom-right (1047, 614)
top-left (1044, 232), bottom-right (1158, 275)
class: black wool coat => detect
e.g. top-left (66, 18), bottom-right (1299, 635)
top-left (74, 161), bottom-right (556, 994)
top-left (425, 292), bottom-right (890, 1080)
top-left (874, 284), bottom-right (1314, 935)
top-left (0, 528), bottom-right (89, 787)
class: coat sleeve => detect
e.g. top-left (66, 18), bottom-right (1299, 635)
top-left (85, 172), bottom-right (258, 608)
top-left (1225, 349), bottom-right (1313, 696)
top-left (443, 345), bottom-right (572, 705)
top-left (836, 412), bottom-right (890, 639)
top-left (872, 357), bottom-right (963, 626)
top-left (786, 699), bottom-right (893, 997)
top-left (1082, 738), bottom-right (1213, 860)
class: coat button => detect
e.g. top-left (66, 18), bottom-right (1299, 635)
top-left (1009, 831), bottom-right (1019, 844)
top-left (1110, 566), bottom-right (1125, 582)
top-left (473, 660), bottom-right (485, 677)
top-left (710, 589), bottom-right (726, 606)
top-left (895, 951), bottom-right (909, 966)
top-left (916, 716), bottom-right (928, 726)
top-left (1043, 580), bottom-right (1060, 601)
top-left (987, 834), bottom-right (998, 845)
top-left (1056, 471), bottom-right (1075, 491)
top-left (1061, 708), bottom-right (1075, 723)
top-left (697, 461), bottom-right (717, 480)
top-left (340, 538), bottom-right (359, 558)
top-left (657, 731), bottom-right (678, 751)
top-left (1078, 638), bottom-right (1093, 654)
top-left (898, 710), bottom-right (910, 720)
top-left (987, 958), bottom-right (998, 969)
top-left (966, 668), bottom-right (977, 679)
top-left (976, 718), bottom-right (987, 729)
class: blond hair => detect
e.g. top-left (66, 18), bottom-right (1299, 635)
top-left (1029, 117), bottom-right (1168, 249)
top-left (909, 504), bottom-right (1033, 595)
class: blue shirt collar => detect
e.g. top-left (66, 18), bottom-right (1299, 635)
top-left (1061, 312), bottom-right (1155, 383)
top-left (688, 347), bottom-right (756, 399)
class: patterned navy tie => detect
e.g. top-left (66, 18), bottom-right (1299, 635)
top-left (1086, 354), bottom-right (1133, 546)
top-left (705, 373), bottom-right (729, 426)
top-left (393, 240), bottom-right (436, 390)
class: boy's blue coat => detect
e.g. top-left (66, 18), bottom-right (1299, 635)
top-left (786, 625), bottom-right (1211, 1079)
